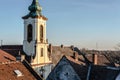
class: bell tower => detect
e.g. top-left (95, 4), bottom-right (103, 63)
top-left (22, 0), bottom-right (51, 67)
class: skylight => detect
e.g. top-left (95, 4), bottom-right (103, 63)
top-left (14, 70), bottom-right (23, 77)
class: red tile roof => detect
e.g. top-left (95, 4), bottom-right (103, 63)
top-left (1, 45), bottom-right (23, 57)
top-left (0, 62), bottom-right (37, 80)
top-left (0, 49), bottom-right (42, 80)
top-left (50, 46), bottom-right (113, 66)
top-left (50, 46), bottom-right (75, 64)
top-left (86, 54), bottom-right (111, 66)
top-left (0, 49), bottom-right (16, 63)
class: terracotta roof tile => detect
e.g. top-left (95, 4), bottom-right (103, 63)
top-left (66, 56), bottom-right (85, 65)
top-left (1, 45), bottom-right (24, 57)
top-left (86, 54), bottom-right (112, 66)
top-left (0, 62), bottom-right (37, 80)
top-left (0, 49), bottom-right (16, 63)
top-left (50, 46), bottom-right (75, 64)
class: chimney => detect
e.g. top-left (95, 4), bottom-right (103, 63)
top-left (74, 52), bottom-right (78, 61)
top-left (21, 55), bottom-right (25, 62)
top-left (93, 54), bottom-right (98, 65)
top-left (71, 45), bottom-right (74, 51)
top-left (16, 51), bottom-right (21, 61)
top-left (61, 44), bottom-right (64, 48)
top-left (16, 51), bottom-right (25, 62)
top-left (49, 44), bottom-right (52, 54)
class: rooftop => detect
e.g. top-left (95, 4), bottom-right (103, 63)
top-left (0, 62), bottom-right (37, 80)
top-left (0, 49), bottom-right (16, 63)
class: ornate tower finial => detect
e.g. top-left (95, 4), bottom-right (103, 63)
top-left (22, 0), bottom-right (42, 19)
top-left (29, 0), bottom-right (42, 12)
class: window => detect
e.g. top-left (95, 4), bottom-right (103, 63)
top-left (14, 70), bottom-right (23, 77)
top-left (41, 48), bottom-right (43, 57)
top-left (40, 25), bottom-right (43, 42)
top-left (27, 24), bottom-right (32, 43)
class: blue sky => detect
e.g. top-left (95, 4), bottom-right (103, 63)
top-left (0, 0), bottom-right (120, 50)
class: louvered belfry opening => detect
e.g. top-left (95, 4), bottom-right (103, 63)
top-left (27, 24), bottom-right (33, 43)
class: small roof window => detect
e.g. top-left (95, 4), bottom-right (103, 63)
top-left (14, 70), bottom-right (23, 77)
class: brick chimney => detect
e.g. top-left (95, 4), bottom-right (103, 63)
top-left (21, 55), bottom-right (25, 62)
top-left (74, 52), bottom-right (78, 61)
top-left (71, 45), bottom-right (74, 51)
top-left (93, 54), bottom-right (98, 65)
top-left (61, 44), bottom-right (64, 48)
top-left (16, 51), bottom-right (25, 62)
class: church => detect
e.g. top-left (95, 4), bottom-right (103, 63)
top-left (1, 0), bottom-right (52, 79)
top-left (0, 0), bottom-right (76, 79)
top-left (22, 0), bottom-right (51, 65)
top-left (22, 0), bottom-right (52, 78)
top-left (1, 0), bottom-right (120, 80)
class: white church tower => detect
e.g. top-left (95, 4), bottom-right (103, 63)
top-left (22, 0), bottom-right (51, 77)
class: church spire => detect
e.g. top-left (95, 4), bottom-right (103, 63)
top-left (22, 0), bottom-right (47, 19)
top-left (29, 0), bottom-right (42, 12)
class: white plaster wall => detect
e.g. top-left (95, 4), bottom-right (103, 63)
top-left (23, 41), bottom-right (35, 56)
top-left (23, 17), bottom-right (51, 64)
top-left (44, 64), bottom-right (52, 79)
top-left (34, 64), bottom-right (52, 80)
top-left (23, 18), bottom-right (37, 56)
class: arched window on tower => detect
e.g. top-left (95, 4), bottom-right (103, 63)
top-left (40, 25), bottom-right (44, 43)
top-left (41, 48), bottom-right (43, 57)
top-left (27, 24), bottom-right (33, 43)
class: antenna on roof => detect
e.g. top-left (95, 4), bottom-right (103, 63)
top-left (96, 42), bottom-right (98, 50)
top-left (1, 40), bottom-right (3, 49)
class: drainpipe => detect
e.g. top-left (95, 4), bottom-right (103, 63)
top-left (86, 64), bottom-right (92, 80)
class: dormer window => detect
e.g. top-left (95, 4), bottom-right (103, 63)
top-left (14, 70), bottom-right (23, 77)
top-left (27, 24), bottom-right (33, 43)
